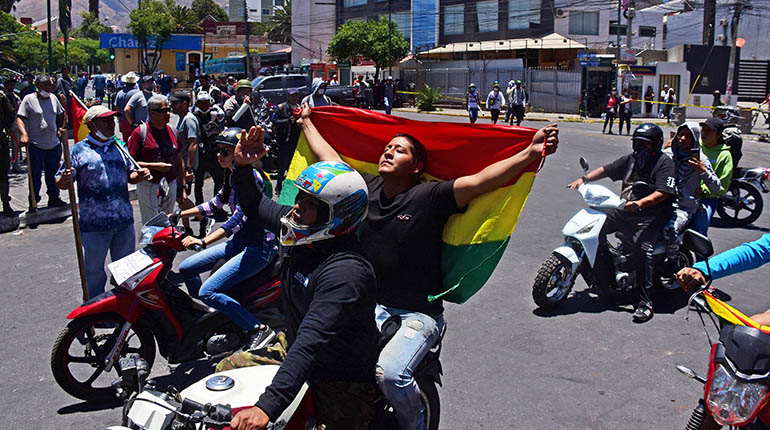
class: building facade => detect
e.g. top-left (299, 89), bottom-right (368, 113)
top-left (229, 0), bottom-right (286, 23)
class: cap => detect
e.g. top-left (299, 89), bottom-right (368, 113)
top-left (469, 83), bottom-right (476, 87)
top-left (158, 70), bottom-right (164, 74)
top-left (200, 73), bottom-right (210, 79)
top-left (516, 79), bottom-right (522, 84)
top-left (287, 87), bottom-right (299, 95)
top-left (141, 75), bottom-right (155, 83)
top-left (387, 76), bottom-right (393, 81)
top-left (664, 84), bottom-right (669, 88)
top-left (196, 91), bottom-right (212, 102)
top-left (713, 89), bottom-right (721, 94)
top-left (700, 117), bottom-right (724, 133)
top-left (122, 71), bottom-right (139, 84)
top-left (169, 91), bottom-right (191, 103)
top-left (84, 105), bottom-right (121, 123)
top-left (228, 75), bottom-right (234, 80)
top-left (236, 79), bottom-right (252, 90)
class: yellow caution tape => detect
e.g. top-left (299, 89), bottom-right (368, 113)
top-left (629, 98), bottom-right (758, 111)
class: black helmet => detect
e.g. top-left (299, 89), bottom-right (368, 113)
top-left (632, 123), bottom-right (664, 152)
top-left (216, 127), bottom-right (243, 147)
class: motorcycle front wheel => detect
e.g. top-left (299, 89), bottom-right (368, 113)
top-left (418, 376), bottom-right (440, 430)
top-left (717, 181), bottom-right (764, 226)
top-left (532, 255), bottom-right (575, 309)
top-left (50, 313), bottom-right (156, 401)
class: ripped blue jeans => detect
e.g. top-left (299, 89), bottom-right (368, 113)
top-left (375, 304), bottom-right (445, 430)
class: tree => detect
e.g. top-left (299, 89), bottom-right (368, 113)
top-left (191, 0), bottom-right (227, 23)
top-left (164, 0), bottom-right (201, 34)
top-left (69, 37), bottom-right (109, 66)
top-left (89, 0), bottom-right (98, 18)
top-left (0, 10), bottom-right (25, 68)
top-left (13, 32), bottom-right (65, 70)
top-left (71, 11), bottom-right (113, 40)
top-left (127, 0), bottom-right (175, 74)
top-left (328, 17), bottom-right (409, 77)
top-left (255, 0), bottom-right (291, 44)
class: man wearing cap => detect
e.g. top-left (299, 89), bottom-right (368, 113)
top-left (506, 80), bottom-right (528, 126)
top-left (195, 73), bottom-right (222, 105)
top-left (274, 88), bottom-right (301, 195)
top-left (355, 74), bottom-right (369, 109)
top-left (486, 81), bottom-right (505, 124)
top-left (223, 79), bottom-right (254, 129)
top-left (93, 68), bottom-right (107, 102)
top-left (465, 83), bottom-right (482, 123)
top-left (659, 84), bottom-right (669, 118)
top-left (125, 75), bottom-right (156, 130)
top-left (192, 90), bottom-right (226, 233)
top-left (56, 106), bottom-right (152, 298)
top-left (383, 76), bottom-right (395, 115)
top-left (691, 117), bottom-right (734, 238)
top-left (115, 72), bottom-right (140, 141)
top-left (16, 75), bottom-right (68, 209)
top-left (76, 72), bottom-right (88, 99)
top-left (56, 65), bottom-right (75, 120)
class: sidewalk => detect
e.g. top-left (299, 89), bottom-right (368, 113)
top-left (393, 106), bottom-right (707, 125)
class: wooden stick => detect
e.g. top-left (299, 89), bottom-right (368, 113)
top-left (24, 144), bottom-right (37, 212)
top-left (60, 132), bottom-right (89, 302)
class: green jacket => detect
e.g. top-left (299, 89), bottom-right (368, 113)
top-left (698, 141), bottom-right (733, 198)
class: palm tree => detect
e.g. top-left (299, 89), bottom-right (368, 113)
top-left (167, 3), bottom-right (201, 33)
top-left (88, 0), bottom-right (98, 18)
top-left (258, 0), bottom-right (291, 44)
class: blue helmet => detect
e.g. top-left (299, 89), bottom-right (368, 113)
top-left (279, 161), bottom-right (368, 246)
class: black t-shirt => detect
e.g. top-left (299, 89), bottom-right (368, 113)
top-left (360, 173), bottom-right (460, 315)
top-left (603, 153), bottom-right (676, 217)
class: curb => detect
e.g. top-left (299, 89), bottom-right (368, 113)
top-left (392, 108), bottom-right (676, 125)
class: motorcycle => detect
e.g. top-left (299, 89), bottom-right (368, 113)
top-left (112, 322), bottom-right (446, 430)
top-left (532, 157), bottom-right (696, 310)
top-left (51, 211), bottom-right (282, 402)
top-left (717, 167), bottom-right (769, 227)
top-left (676, 230), bottom-right (770, 429)
top-left (252, 96), bottom-right (281, 175)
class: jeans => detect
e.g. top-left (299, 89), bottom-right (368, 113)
top-left (468, 107), bottom-right (478, 123)
top-left (375, 304), bottom-right (445, 430)
top-left (29, 144), bottom-right (62, 203)
top-left (194, 156), bottom-right (224, 205)
top-left (179, 239), bottom-right (275, 331)
top-left (81, 223), bottom-right (135, 300)
top-left (384, 97), bottom-right (393, 115)
top-left (603, 112), bottom-right (616, 133)
top-left (691, 198), bottom-right (718, 260)
top-left (137, 179), bottom-right (177, 223)
top-left (663, 207), bottom-right (696, 264)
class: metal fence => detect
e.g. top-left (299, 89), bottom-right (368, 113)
top-left (399, 66), bottom-right (582, 114)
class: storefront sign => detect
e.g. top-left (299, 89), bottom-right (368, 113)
top-left (628, 65), bottom-right (656, 76)
top-left (100, 33), bottom-right (202, 51)
top-left (620, 49), bottom-right (637, 64)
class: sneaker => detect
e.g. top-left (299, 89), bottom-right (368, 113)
top-left (198, 217), bottom-right (215, 238)
top-left (48, 197), bottom-right (68, 207)
top-left (245, 325), bottom-right (276, 353)
top-left (632, 301), bottom-right (654, 323)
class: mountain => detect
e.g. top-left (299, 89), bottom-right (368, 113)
top-left (11, 0), bottom-right (229, 32)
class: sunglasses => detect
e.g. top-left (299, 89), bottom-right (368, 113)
top-left (218, 147), bottom-right (231, 156)
top-left (152, 108), bottom-right (171, 113)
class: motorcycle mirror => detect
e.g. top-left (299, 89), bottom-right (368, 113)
top-left (579, 157), bottom-right (589, 174)
top-left (682, 229), bottom-right (714, 258)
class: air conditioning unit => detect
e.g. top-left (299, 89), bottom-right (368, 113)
top-left (555, 8), bottom-right (566, 18)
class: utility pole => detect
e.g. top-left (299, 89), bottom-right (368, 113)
top-left (244, 0), bottom-right (252, 79)
top-left (725, 0), bottom-right (746, 105)
top-left (703, 0), bottom-right (716, 45)
top-left (616, 0), bottom-right (622, 90)
top-left (626, 0), bottom-right (635, 54)
top-left (388, 0), bottom-right (392, 76)
top-left (46, 0), bottom-right (53, 73)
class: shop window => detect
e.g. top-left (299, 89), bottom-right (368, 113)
top-left (569, 10), bottom-right (599, 35)
top-left (639, 26), bottom-right (656, 38)
top-left (609, 21), bottom-right (627, 36)
top-left (443, 4), bottom-right (464, 36)
top-left (343, 0), bottom-right (367, 7)
top-left (476, 1), bottom-right (498, 33)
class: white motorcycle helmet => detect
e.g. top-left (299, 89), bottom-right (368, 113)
top-left (280, 161), bottom-right (368, 246)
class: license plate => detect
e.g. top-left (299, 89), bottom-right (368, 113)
top-left (108, 249), bottom-right (155, 286)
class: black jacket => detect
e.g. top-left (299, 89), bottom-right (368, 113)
top-left (232, 167), bottom-right (379, 421)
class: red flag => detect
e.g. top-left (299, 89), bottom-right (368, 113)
top-left (70, 93), bottom-right (89, 141)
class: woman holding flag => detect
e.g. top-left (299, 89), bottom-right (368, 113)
top-left (292, 104), bottom-right (559, 430)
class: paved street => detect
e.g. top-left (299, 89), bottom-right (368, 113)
top-left (2, 112), bottom-right (770, 429)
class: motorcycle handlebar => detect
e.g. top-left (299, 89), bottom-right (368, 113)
top-left (180, 398), bottom-right (233, 428)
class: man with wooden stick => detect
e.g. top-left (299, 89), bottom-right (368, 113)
top-left (56, 106), bottom-right (151, 300)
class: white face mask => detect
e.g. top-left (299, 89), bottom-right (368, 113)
top-left (39, 90), bottom-right (50, 98)
top-left (95, 130), bottom-right (114, 141)
top-left (198, 107), bottom-right (211, 114)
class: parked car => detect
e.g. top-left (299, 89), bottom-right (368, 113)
top-left (250, 74), bottom-right (356, 107)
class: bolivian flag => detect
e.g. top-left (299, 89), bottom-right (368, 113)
top-left (277, 106), bottom-right (541, 304)
top-left (702, 291), bottom-right (770, 334)
top-left (70, 91), bottom-right (90, 142)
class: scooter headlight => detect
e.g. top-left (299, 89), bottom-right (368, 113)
top-left (706, 363), bottom-right (770, 426)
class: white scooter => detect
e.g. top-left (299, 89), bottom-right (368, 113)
top-left (532, 157), bottom-right (694, 310)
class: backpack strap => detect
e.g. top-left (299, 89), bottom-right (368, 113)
top-left (139, 123), bottom-right (147, 148)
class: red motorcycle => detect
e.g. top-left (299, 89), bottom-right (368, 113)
top-left (50, 211), bottom-right (281, 402)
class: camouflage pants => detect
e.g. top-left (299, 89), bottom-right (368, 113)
top-left (216, 333), bottom-right (380, 430)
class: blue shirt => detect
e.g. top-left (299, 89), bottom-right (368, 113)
top-left (57, 135), bottom-right (134, 232)
top-left (93, 74), bottom-right (106, 91)
top-left (693, 234), bottom-right (770, 280)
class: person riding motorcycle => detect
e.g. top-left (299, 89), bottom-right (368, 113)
top-left (176, 127), bottom-right (278, 353)
top-left (568, 123), bottom-right (676, 323)
top-left (677, 233), bottom-right (770, 325)
top-left (690, 117), bottom-right (734, 237)
top-left (297, 104), bottom-right (559, 430)
top-left (661, 122), bottom-right (720, 281)
top-left (229, 128), bottom-right (379, 430)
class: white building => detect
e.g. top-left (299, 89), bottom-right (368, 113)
top-left (291, 0), bottom-right (335, 66)
top-left (553, 0), bottom-right (665, 51)
top-left (229, 0), bottom-right (285, 23)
